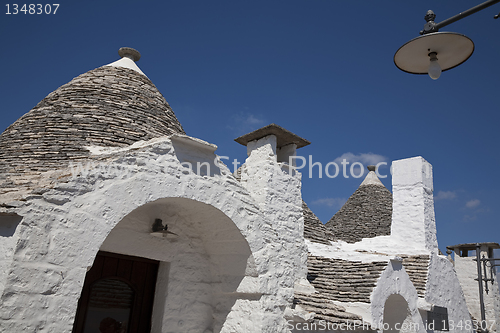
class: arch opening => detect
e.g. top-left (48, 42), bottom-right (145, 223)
top-left (74, 197), bottom-right (254, 333)
top-left (383, 294), bottom-right (417, 333)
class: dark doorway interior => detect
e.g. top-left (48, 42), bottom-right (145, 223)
top-left (72, 251), bottom-right (159, 333)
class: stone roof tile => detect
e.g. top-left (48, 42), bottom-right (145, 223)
top-left (306, 255), bottom-right (387, 303)
top-left (293, 292), bottom-right (363, 324)
top-left (400, 255), bottom-right (430, 297)
top-left (301, 254), bottom-right (429, 309)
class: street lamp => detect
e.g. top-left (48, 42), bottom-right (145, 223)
top-left (394, 0), bottom-right (500, 79)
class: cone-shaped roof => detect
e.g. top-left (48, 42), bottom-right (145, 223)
top-left (325, 166), bottom-right (392, 243)
top-left (0, 48), bottom-right (184, 177)
top-left (303, 201), bottom-right (335, 245)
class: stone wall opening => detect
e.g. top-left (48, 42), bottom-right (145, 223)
top-left (92, 197), bottom-right (253, 332)
top-left (73, 251), bottom-right (159, 333)
top-left (383, 294), bottom-right (416, 333)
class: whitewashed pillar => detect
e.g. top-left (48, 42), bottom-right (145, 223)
top-left (391, 156), bottom-right (438, 252)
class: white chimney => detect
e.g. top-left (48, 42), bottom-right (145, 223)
top-left (391, 156), bottom-right (438, 252)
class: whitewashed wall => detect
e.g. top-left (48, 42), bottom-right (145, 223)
top-left (0, 134), bottom-right (307, 332)
top-left (240, 134), bottom-right (308, 332)
top-left (453, 247), bottom-right (498, 333)
top-left (425, 253), bottom-right (473, 333)
top-left (371, 259), bottom-right (425, 333)
top-left (391, 157), bottom-right (438, 253)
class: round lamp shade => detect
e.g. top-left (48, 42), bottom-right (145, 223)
top-left (394, 32), bottom-right (474, 74)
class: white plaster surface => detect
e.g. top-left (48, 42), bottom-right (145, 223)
top-left (425, 253), bottom-right (474, 333)
top-left (85, 134), bottom-right (217, 156)
top-left (306, 238), bottom-right (429, 263)
top-left (452, 246), bottom-right (498, 332)
top-left (0, 133), bottom-right (307, 332)
top-left (99, 197), bottom-right (254, 332)
top-left (104, 56), bottom-right (147, 76)
top-left (494, 277), bottom-right (500, 332)
top-left (391, 157), bottom-right (438, 253)
top-left (331, 300), bottom-right (372, 323)
top-left (371, 260), bottom-right (426, 333)
top-left (239, 134), bottom-right (308, 331)
top-left (494, 279), bottom-right (500, 332)
top-left (360, 170), bottom-right (385, 186)
top-left (383, 294), bottom-right (417, 333)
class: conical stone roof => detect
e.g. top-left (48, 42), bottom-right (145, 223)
top-left (302, 201), bottom-right (335, 245)
top-left (0, 49), bottom-right (185, 206)
top-left (0, 54), bottom-right (184, 177)
top-left (325, 166), bottom-right (392, 243)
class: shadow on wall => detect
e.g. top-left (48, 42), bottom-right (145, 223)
top-left (0, 215), bottom-right (22, 296)
top-left (0, 215), bottom-right (21, 237)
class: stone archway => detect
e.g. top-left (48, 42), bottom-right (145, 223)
top-left (75, 197), bottom-right (255, 333)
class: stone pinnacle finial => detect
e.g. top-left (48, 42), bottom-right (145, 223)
top-left (425, 10), bottom-right (436, 23)
top-left (118, 47), bottom-right (141, 62)
top-left (367, 165), bottom-right (376, 172)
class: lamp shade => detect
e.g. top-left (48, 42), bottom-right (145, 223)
top-left (394, 32), bottom-right (474, 74)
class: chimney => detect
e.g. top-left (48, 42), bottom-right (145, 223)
top-left (391, 156), bottom-right (438, 252)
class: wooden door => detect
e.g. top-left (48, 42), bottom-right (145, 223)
top-left (72, 251), bottom-right (159, 333)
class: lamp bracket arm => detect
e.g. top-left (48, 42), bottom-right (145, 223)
top-left (420, 0), bottom-right (500, 35)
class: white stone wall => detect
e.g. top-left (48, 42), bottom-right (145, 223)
top-left (453, 246), bottom-right (498, 332)
top-left (240, 134), bottom-right (308, 332)
top-left (0, 134), bottom-right (307, 332)
top-left (0, 141), bottom-right (475, 333)
top-left (391, 157), bottom-right (438, 253)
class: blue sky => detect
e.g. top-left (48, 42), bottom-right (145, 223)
top-left (1, 0), bottom-right (499, 255)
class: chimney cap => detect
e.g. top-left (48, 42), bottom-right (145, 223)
top-left (234, 123), bottom-right (310, 149)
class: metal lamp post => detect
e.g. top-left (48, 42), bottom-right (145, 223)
top-left (394, 0), bottom-right (500, 79)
